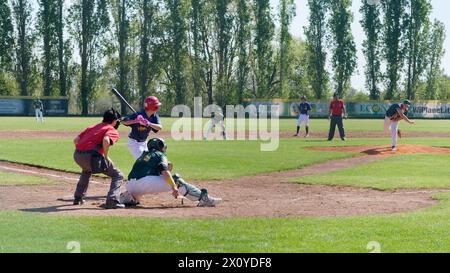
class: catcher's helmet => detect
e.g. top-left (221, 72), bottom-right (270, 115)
top-left (147, 137), bottom-right (167, 152)
top-left (144, 96), bottom-right (161, 111)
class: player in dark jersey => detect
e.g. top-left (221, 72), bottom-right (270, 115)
top-left (384, 100), bottom-right (415, 151)
top-left (122, 96), bottom-right (163, 159)
top-left (34, 98), bottom-right (44, 123)
top-left (294, 96), bottom-right (312, 137)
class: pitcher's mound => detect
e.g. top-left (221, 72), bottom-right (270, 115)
top-left (308, 144), bottom-right (450, 156)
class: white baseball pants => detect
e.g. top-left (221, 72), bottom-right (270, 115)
top-left (127, 138), bottom-right (148, 159)
top-left (35, 109), bottom-right (44, 122)
top-left (126, 176), bottom-right (188, 201)
top-left (297, 114), bottom-right (309, 127)
top-left (384, 117), bottom-right (399, 147)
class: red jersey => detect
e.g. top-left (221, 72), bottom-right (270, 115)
top-left (330, 99), bottom-right (345, 116)
top-left (76, 123), bottom-right (120, 155)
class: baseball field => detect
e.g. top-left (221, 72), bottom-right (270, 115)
top-left (1, 117), bottom-right (450, 252)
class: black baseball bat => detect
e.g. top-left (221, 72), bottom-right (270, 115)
top-left (111, 88), bottom-right (137, 114)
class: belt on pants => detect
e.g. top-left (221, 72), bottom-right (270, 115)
top-left (129, 137), bottom-right (147, 143)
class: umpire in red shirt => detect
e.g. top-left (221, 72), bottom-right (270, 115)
top-left (73, 109), bottom-right (125, 209)
top-left (328, 92), bottom-right (347, 141)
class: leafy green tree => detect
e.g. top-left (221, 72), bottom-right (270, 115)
top-left (214, 0), bottom-right (235, 107)
top-left (38, 0), bottom-right (59, 97)
top-left (138, 0), bottom-right (161, 102)
top-left (381, 0), bottom-right (407, 100)
top-left (328, 0), bottom-right (357, 97)
top-left (253, 0), bottom-right (276, 98)
top-left (164, 0), bottom-right (188, 104)
top-left (360, 0), bottom-right (382, 100)
top-left (0, 0), bottom-right (14, 95)
top-left (235, 0), bottom-right (251, 103)
top-left (305, 0), bottom-right (329, 99)
top-left (13, 0), bottom-right (36, 96)
top-left (111, 0), bottom-right (134, 114)
top-left (68, 0), bottom-right (110, 115)
top-left (57, 0), bottom-right (69, 97)
top-left (278, 0), bottom-right (296, 98)
top-left (286, 37), bottom-right (312, 99)
top-left (425, 20), bottom-right (445, 100)
top-left (404, 0), bottom-right (432, 100)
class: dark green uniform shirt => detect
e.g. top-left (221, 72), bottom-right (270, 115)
top-left (34, 100), bottom-right (43, 110)
top-left (128, 150), bottom-right (169, 180)
top-left (386, 103), bottom-right (401, 118)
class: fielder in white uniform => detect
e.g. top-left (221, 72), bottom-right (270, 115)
top-left (204, 112), bottom-right (227, 140)
top-left (119, 138), bottom-right (222, 207)
top-left (384, 100), bottom-right (415, 151)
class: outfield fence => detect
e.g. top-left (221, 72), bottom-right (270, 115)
top-left (245, 100), bottom-right (450, 119)
top-left (0, 96), bottom-right (68, 116)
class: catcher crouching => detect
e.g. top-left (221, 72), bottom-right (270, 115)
top-left (384, 100), bottom-right (415, 151)
top-left (119, 138), bottom-right (222, 207)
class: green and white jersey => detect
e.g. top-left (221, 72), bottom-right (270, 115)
top-left (128, 150), bottom-right (169, 180)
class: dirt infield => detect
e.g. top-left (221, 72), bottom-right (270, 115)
top-left (307, 144), bottom-right (450, 156)
top-left (2, 130), bottom-right (450, 139)
top-left (0, 145), bottom-right (444, 218)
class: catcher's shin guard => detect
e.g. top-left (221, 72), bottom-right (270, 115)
top-left (173, 174), bottom-right (203, 202)
top-left (173, 174), bottom-right (222, 207)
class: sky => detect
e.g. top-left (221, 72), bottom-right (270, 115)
top-left (271, 0), bottom-right (450, 91)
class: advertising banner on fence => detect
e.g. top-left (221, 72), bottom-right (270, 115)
top-left (0, 97), bottom-right (68, 116)
top-left (246, 100), bottom-right (450, 119)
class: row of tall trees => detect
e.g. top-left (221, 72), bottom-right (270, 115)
top-left (306, 0), bottom-right (446, 101)
top-left (0, 0), bottom-right (447, 115)
top-left (359, 0), bottom-right (446, 100)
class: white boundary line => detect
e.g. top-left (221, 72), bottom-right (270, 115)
top-left (0, 165), bottom-right (102, 185)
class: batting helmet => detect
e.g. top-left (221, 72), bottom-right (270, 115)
top-left (144, 96), bottom-right (161, 111)
top-left (147, 137), bottom-right (167, 152)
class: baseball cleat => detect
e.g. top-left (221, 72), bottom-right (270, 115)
top-left (198, 189), bottom-right (222, 207)
top-left (294, 134), bottom-right (299, 137)
top-left (73, 197), bottom-right (84, 205)
top-left (304, 134), bottom-right (310, 138)
top-left (392, 146), bottom-right (397, 151)
top-left (341, 137), bottom-right (346, 141)
top-left (105, 200), bottom-right (125, 209)
top-left (198, 196), bottom-right (222, 207)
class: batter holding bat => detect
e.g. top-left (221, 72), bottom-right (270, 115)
top-left (122, 96), bottom-right (163, 159)
top-left (384, 100), bottom-right (415, 151)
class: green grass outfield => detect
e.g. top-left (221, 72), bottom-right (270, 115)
top-left (294, 154), bottom-right (450, 190)
top-left (1, 193), bottom-right (450, 252)
top-left (2, 117), bottom-right (450, 252)
top-left (0, 137), bottom-right (358, 180)
top-left (1, 137), bottom-right (450, 179)
top-left (1, 116), bottom-right (450, 133)
top-left (0, 171), bottom-right (53, 186)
